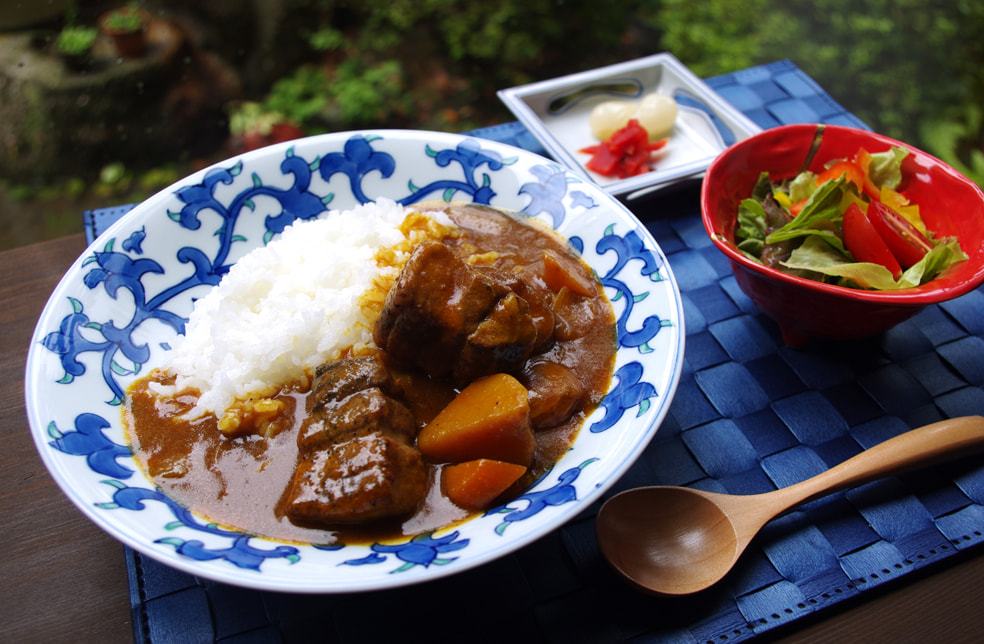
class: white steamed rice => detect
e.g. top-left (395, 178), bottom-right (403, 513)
top-left (151, 198), bottom-right (450, 419)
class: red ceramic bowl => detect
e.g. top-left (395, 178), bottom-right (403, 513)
top-left (701, 124), bottom-right (984, 346)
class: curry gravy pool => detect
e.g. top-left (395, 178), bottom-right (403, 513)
top-left (123, 203), bottom-right (617, 545)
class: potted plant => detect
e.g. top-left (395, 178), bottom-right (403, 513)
top-left (98, 5), bottom-right (149, 58)
top-left (54, 25), bottom-right (98, 71)
top-left (227, 102), bottom-right (305, 152)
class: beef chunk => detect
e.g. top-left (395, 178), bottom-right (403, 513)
top-left (283, 433), bottom-right (428, 526)
top-left (284, 356), bottom-right (426, 527)
top-left (552, 287), bottom-right (602, 341)
top-left (373, 240), bottom-right (539, 385)
top-left (475, 265), bottom-right (554, 352)
top-left (457, 293), bottom-right (538, 383)
top-left (520, 361), bottom-right (585, 430)
top-left (312, 354), bottom-right (401, 409)
top-left (298, 387), bottom-right (415, 452)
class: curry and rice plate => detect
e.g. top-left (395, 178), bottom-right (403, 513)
top-left (124, 199), bottom-right (617, 545)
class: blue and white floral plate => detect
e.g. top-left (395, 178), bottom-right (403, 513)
top-left (24, 130), bottom-right (685, 593)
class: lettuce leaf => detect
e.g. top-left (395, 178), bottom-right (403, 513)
top-left (782, 236), bottom-right (968, 290)
top-left (788, 170), bottom-right (818, 203)
top-left (765, 176), bottom-right (849, 253)
top-left (736, 198), bottom-right (767, 258)
top-left (897, 237), bottom-right (968, 286)
top-left (868, 147), bottom-right (908, 190)
top-left (782, 237), bottom-right (899, 289)
top-left (750, 171), bottom-right (774, 202)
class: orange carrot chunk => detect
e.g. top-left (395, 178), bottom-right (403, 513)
top-left (417, 373), bottom-right (535, 466)
top-left (541, 249), bottom-right (598, 297)
top-left (443, 458), bottom-right (527, 511)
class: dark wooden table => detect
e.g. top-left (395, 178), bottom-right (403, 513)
top-left (4, 233), bottom-right (984, 643)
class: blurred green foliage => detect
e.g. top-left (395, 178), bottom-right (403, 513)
top-left (328, 0), bottom-right (634, 78)
top-left (259, 0), bottom-right (982, 184)
top-left (263, 60), bottom-right (407, 130)
top-left (54, 25), bottom-right (98, 56)
top-left (651, 0), bottom-right (984, 183)
top-left (260, 0), bottom-right (640, 132)
top-left (8, 0), bottom-right (984, 249)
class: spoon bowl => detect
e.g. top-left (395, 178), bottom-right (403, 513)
top-left (596, 416), bottom-right (984, 595)
top-left (597, 487), bottom-right (743, 595)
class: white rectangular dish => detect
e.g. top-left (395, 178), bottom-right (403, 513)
top-left (498, 53), bottom-right (761, 200)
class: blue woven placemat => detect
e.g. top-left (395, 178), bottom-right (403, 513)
top-left (86, 60), bottom-right (983, 643)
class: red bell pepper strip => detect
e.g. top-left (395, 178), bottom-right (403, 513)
top-left (816, 160), bottom-right (866, 194)
top-left (789, 198), bottom-right (808, 217)
top-left (852, 148), bottom-right (884, 201)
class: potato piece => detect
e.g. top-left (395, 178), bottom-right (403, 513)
top-left (443, 459), bottom-right (527, 511)
top-left (417, 373), bottom-right (535, 466)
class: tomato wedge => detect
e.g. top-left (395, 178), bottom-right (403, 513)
top-left (842, 202), bottom-right (902, 279)
top-left (867, 200), bottom-right (934, 268)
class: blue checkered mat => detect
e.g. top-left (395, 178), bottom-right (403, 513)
top-left (89, 60), bottom-right (983, 643)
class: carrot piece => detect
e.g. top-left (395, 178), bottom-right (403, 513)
top-left (541, 249), bottom-right (598, 297)
top-left (417, 373), bottom-right (535, 466)
top-left (443, 458), bottom-right (527, 510)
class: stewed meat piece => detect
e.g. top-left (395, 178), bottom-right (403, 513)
top-left (521, 360), bottom-right (585, 430)
top-left (297, 387), bottom-right (416, 452)
top-left (473, 265), bottom-right (555, 352)
top-left (282, 355), bottom-right (426, 527)
top-left (283, 432), bottom-right (427, 526)
top-left (310, 354), bottom-right (402, 409)
top-left (373, 240), bottom-right (539, 385)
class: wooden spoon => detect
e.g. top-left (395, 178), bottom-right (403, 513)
top-left (595, 415), bottom-right (984, 596)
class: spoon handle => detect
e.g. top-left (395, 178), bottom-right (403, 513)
top-left (768, 415), bottom-right (984, 515)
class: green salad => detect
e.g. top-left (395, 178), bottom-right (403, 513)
top-left (735, 146), bottom-right (967, 290)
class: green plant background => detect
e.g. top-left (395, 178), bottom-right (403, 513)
top-left (2, 0), bottom-right (982, 249)
top-left (265, 0), bottom-right (984, 183)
